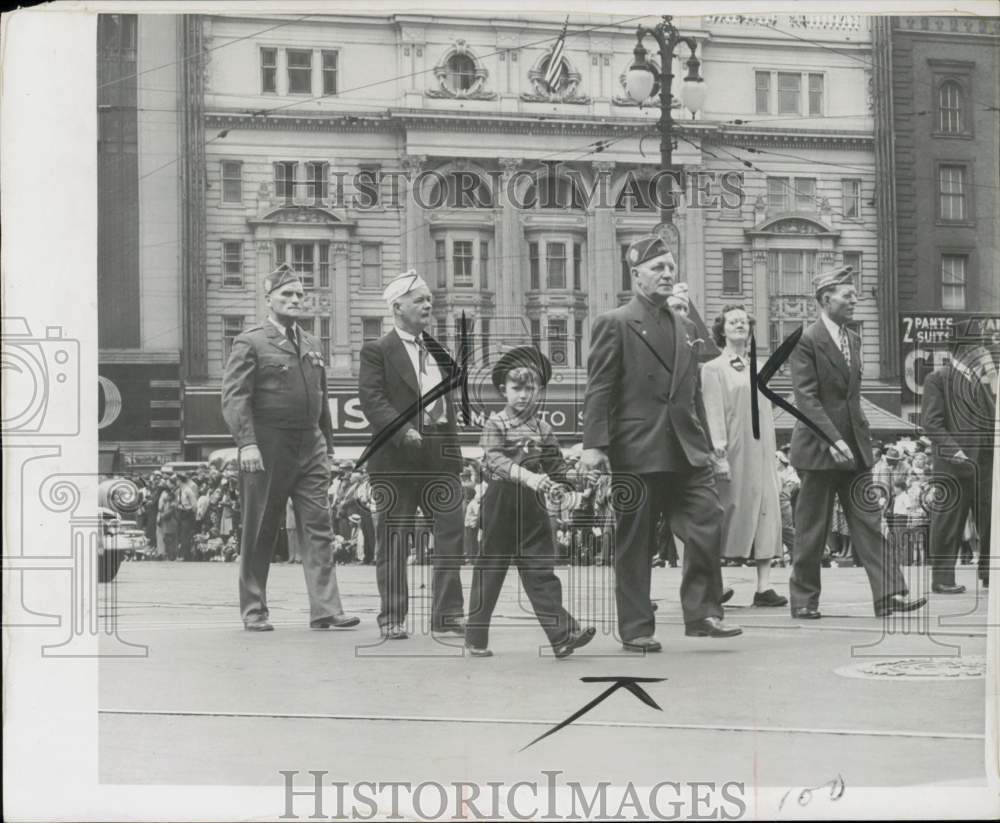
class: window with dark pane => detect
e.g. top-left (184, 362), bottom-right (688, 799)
top-left (287, 49), bottom-right (313, 94)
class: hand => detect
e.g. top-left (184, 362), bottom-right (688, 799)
top-left (829, 440), bottom-right (853, 466)
top-left (580, 448), bottom-right (611, 475)
top-left (240, 445), bottom-right (264, 473)
top-left (713, 446), bottom-right (727, 460)
top-left (403, 428), bottom-right (423, 448)
top-left (536, 475), bottom-right (554, 495)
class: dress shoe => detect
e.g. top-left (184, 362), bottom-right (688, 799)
top-left (753, 589), bottom-right (789, 608)
top-left (434, 618), bottom-right (466, 636)
top-left (311, 614), bottom-right (361, 629)
top-left (685, 616), bottom-right (743, 638)
top-left (244, 619), bottom-right (274, 632)
top-left (874, 594), bottom-right (927, 618)
top-left (721, 587), bottom-right (735, 604)
top-left (651, 558), bottom-right (666, 568)
top-left (385, 623), bottom-right (408, 640)
top-left (553, 626), bottom-right (597, 659)
top-left (622, 635), bottom-right (662, 653)
top-left (932, 583), bottom-right (966, 595)
top-left (791, 607), bottom-right (822, 619)
top-left (465, 644), bottom-right (493, 658)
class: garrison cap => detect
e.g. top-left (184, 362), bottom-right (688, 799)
top-left (264, 263), bottom-right (303, 295)
top-left (812, 265), bottom-right (854, 298)
top-left (625, 235), bottom-right (670, 268)
top-left (383, 269), bottom-right (428, 304)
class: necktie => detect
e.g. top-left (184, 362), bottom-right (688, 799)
top-left (286, 325), bottom-right (299, 354)
top-left (838, 326), bottom-right (851, 366)
top-left (416, 337), bottom-right (447, 425)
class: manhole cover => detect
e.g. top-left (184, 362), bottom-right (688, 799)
top-left (835, 656), bottom-right (986, 680)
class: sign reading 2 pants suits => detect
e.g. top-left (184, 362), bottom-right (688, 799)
top-left (899, 312), bottom-right (1000, 411)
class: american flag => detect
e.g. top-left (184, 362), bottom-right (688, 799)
top-left (544, 18), bottom-right (569, 92)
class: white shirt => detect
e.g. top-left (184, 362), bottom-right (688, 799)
top-left (393, 325), bottom-right (448, 424)
top-left (820, 312), bottom-right (846, 351)
top-left (268, 316), bottom-right (299, 346)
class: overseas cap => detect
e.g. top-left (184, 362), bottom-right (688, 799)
top-left (625, 235), bottom-right (670, 268)
top-left (264, 263), bottom-right (303, 295)
top-left (812, 265), bottom-right (854, 298)
top-left (383, 269), bottom-right (428, 304)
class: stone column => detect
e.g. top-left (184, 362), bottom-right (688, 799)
top-left (254, 239), bottom-right (272, 322)
top-left (402, 154), bottom-right (426, 271)
top-left (752, 247), bottom-right (769, 353)
top-left (590, 160), bottom-right (616, 318)
top-left (498, 157), bottom-right (523, 325)
top-left (683, 190), bottom-right (706, 317)
top-left (330, 241), bottom-right (352, 375)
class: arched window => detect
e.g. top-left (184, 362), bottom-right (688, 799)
top-left (429, 171), bottom-right (494, 209)
top-left (524, 176), bottom-right (586, 210)
top-left (938, 81), bottom-right (964, 133)
top-left (446, 53), bottom-right (477, 93)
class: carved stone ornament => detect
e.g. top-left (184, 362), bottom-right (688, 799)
top-left (426, 40), bottom-right (497, 100)
top-left (521, 51), bottom-right (590, 104)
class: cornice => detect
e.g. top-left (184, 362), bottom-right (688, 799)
top-left (204, 109), bottom-right (873, 148)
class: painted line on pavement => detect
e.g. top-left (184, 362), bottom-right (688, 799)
top-left (99, 709), bottom-right (984, 741)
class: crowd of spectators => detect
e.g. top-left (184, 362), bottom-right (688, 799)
top-left (120, 432), bottom-right (978, 570)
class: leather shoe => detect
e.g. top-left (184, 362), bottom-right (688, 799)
top-left (685, 616), bottom-right (743, 638)
top-left (721, 587), bottom-right (735, 604)
top-left (932, 583), bottom-right (966, 594)
top-left (753, 589), bottom-right (789, 608)
top-left (311, 614), bottom-right (360, 629)
top-left (651, 558), bottom-right (666, 568)
top-left (622, 635), bottom-right (662, 653)
top-left (434, 618), bottom-right (466, 636)
top-left (554, 626), bottom-right (596, 659)
top-left (465, 644), bottom-right (493, 658)
top-left (384, 623), bottom-right (408, 640)
top-left (875, 594), bottom-right (927, 617)
top-left (244, 619), bottom-right (274, 632)
top-left (791, 607), bottom-right (822, 619)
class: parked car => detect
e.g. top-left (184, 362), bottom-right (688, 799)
top-left (97, 477), bottom-right (142, 583)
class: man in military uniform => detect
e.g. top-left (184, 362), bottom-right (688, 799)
top-left (222, 264), bottom-right (360, 632)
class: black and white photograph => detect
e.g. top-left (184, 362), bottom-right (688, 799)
top-left (2, 1), bottom-right (999, 819)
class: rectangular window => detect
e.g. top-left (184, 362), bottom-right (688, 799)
top-left (573, 243), bottom-right (583, 291)
top-left (574, 318), bottom-right (584, 368)
top-left (287, 49), bottom-right (312, 94)
top-left (321, 50), bottom-right (338, 96)
top-left (480, 317), bottom-right (491, 362)
top-left (794, 177), bottom-right (816, 211)
top-left (620, 244), bottom-right (631, 292)
top-left (722, 250), bottom-right (741, 294)
top-left (842, 178), bottom-right (862, 219)
top-left (767, 177), bottom-right (789, 212)
top-left (222, 241), bottom-right (243, 286)
top-left (290, 242), bottom-right (315, 288)
top-left (777, 72), bottom-right (800, 114)
top-left (479, 241), bottom-right (489, 290)
top-left (306, 161), bottom-right (328, 204)
top-left (361, 243), bottom-right (381, 290)
top-left (221, 161), bottom-right (243, 203)
top-left (362, 317), bottom-right (383, 342)
top-left (274, 161), bottom-right (297, 204)
top-left (808, 73), bottom-right (824, 115)
top-left (435, 240), bottom-right (447, 288)
top-left (318, 243), bottom-right (330, 289)
top-left (939, 165), bottom-right (966, 221)
top-left (548, 318), bottom-right (567, 367)
top-left (453, 240), bottom-right (474, 287)
top-left (319, 318), bottom-right (331, 363)
top-left (843, 251), bottom-right (862, 285)
top-left (547, 242), bottom-right (566, 289)
top-left (755, 71), bottom-right (770, 114)
top-left (260, 47), bottom-right (277, 94)
top-left (941, 254), bottom-right (967, 310)
top-left (297, 317), bottom-right (315, 336)
top-left (530, 318), bottom-right (541, 350)
top-left (529, 242), bottom-right (540, 290)
top-left (768, 250), bottom-right (817, 296)
top-left (222, 316), bottom-right (244, 364)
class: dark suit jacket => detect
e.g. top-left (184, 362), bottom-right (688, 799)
top-left (358, 328), bottom-right (463, 475)
top-left (921, 364), bottom-right (994, 474)
top-left (221, 322), bottom-right (334, 450)
top-left (789, 318), bottom-right (872, 471)
top-left (582, 295), bottom-right (711, 473)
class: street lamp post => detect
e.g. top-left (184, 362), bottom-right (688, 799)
top-left (625, 16), bottom-right (705, 240)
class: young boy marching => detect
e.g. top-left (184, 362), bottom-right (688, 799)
top-left (465, 346), bottom-right (597, 658)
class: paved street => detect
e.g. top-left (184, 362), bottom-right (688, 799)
top-left (98, 560), bottom-right (989, 791)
